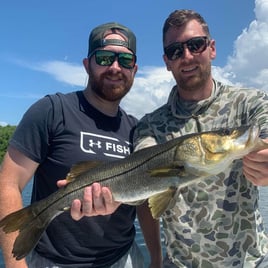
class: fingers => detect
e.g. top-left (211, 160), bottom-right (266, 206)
top-left (70, 183), bottom-right (121, 221)
top-left (71, 199), bottom-right (83, 221)
top-left (91, 183), bottom-right (104, 213)
top-left (243, 155), bottom-right (268, 186)
top-left (101, 187), bottom-right (121, 213)
top-left (102, 187), bottom-right (114, 204)
top-left (57, 179), bottom-right (68, 188)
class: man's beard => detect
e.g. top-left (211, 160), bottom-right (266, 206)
top-left (88, 69), bottom-right (133, 102)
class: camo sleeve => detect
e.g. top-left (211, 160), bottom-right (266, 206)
top-left (245, 89), bottom-right (268, 138)
top-left (257, 92), bottom-right (268, 138)
top-left (133, 115), bottom-right (157, 152)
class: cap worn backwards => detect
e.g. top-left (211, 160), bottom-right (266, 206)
top-left (87, 22), bottom-right (136, 57)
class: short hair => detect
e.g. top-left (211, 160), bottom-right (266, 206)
top-left (163, 9), bottom-right (211, 44)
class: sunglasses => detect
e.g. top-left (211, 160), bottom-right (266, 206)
top-left (164, 36), bottom-right (210, 60)
top-left (90, 50), bottom-right (136, 69)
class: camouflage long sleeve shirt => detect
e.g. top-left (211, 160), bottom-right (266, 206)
top-left (134, 79), bottom-right (268, 268)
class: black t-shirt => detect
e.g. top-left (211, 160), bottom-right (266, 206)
top-left (10, 91), bottom-right (138, 267)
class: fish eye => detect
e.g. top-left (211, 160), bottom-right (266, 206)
top-left (221, 128), bottom-right (232, 136)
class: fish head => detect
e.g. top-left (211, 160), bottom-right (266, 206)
top-left (175, 124), bottom-right (268, 176)
top-left (200, 125), bottom-right (254, 158)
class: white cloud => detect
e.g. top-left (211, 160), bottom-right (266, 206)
top-left (34, 61), bottom-right (87, 87)
top-left (11, 0), bottom-right (268, 119)
top-left (223, 0), bottom-right (268, 91)
top-left (125, 0), bottom-right (268, 119)
top-left (10, 58), bottom-right (87, 87)
top-left (0, 122), bottom-right (8, 126)
top-left (121, 66), bottom-right (175, 118)
top-left (255, 0), bottom-right (268, 22)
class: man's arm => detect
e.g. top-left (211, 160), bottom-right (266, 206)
top-left (137, 201), bottom-right (163, 268)
top-left (133, 125), bottom-right (163, 267)
top-left (0, 146), bottom-right (39, 268)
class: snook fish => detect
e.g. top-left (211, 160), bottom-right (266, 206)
top-left (1, 124), bottom-right (268, 260)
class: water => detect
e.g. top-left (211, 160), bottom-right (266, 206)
top-left (1, 184), bottom-right (268, 267)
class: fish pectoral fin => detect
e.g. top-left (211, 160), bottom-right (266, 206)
top-left (148, 166), bottom-right (185, 177)
top-left (148, 187), bottom-right (177, 219)
top-left (66, 161), bottom-right (103, 182)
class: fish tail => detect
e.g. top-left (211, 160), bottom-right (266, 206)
top-left (0, 204), bottom-right (57, 260)
top-left (0, 206), bottom-right (34, 233)
top-left (13, 218), bottom-right (50, 260)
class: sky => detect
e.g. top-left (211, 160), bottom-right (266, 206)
top-left (1, 0), bottom-right (267, 126)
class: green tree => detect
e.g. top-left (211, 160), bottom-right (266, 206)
top-left (0, 125), bottom-right (16, 163)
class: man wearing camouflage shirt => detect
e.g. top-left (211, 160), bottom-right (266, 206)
top-left (134, 9), bottom-right (268, 268)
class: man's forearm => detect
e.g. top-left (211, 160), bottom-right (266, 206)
top-left (0, 185), bottom-right (27, 267)
top-left (137, 201), bottom-right (163, 266)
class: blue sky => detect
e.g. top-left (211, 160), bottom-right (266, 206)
top-left (1, 0), bottom-right (266, 126)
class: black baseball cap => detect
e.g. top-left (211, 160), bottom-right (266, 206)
top-left (87, 22), bottom-right (136, 57)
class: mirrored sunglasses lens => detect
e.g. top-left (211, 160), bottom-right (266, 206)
top-left (118, 53), bottom-right (135, 69)
top-left (95, 51), bottom-right (135, 69)
top-left (165, 44), bottom-right (184, 60)
top-left (165, 37), bottom-right (208, 60)
top-left (187, 37), bottom-right (207, 53)
top-left (95, 51), bottom-right (115, 66)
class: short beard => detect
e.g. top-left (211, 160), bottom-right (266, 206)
top-left (88, 67), bottom-right (133, 102)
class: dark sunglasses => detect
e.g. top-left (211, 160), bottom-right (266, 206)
top-left (164, 36), bottom-right (210, 60)
top-left (90, 50), bottom-right (136, 69)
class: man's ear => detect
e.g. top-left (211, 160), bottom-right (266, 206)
top-left (83, 58), bottom-right (90, 74)
top-left (209, 39), bottom-right (216, 60)
top-left (163, 54), bottom-right (171, 71)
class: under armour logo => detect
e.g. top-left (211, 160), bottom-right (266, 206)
top-left (88, 139), bottom-right (102, 149)
top-left (80, 132), bottom-right (131, 159)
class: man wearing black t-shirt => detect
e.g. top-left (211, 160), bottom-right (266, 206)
top-left (0, 22), bottom-right (144, 267)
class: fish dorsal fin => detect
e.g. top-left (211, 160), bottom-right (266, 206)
top-left (148, 187), bottom-right (177, 219)
top-left (66, 161), bottom-right (102, 183)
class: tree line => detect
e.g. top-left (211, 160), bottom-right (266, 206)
top-left (0, 125), bottom-right (16, 163)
